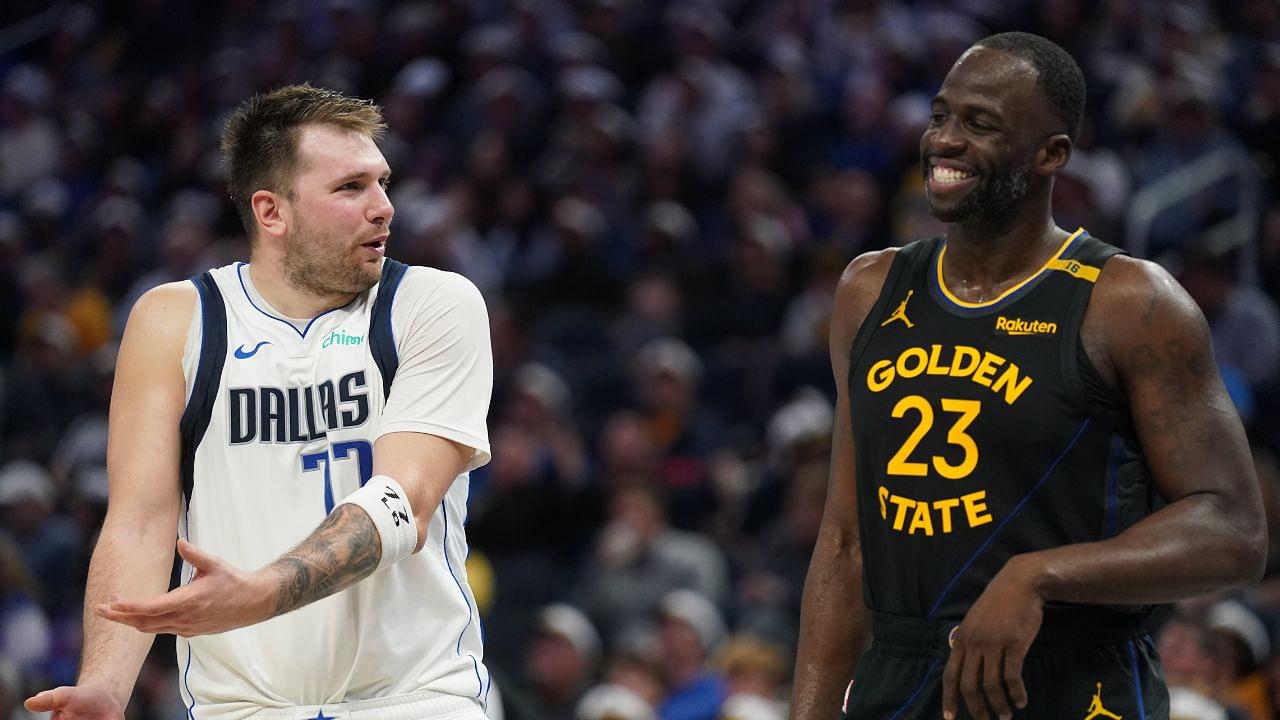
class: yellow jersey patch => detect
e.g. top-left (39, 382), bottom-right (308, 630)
top-left (1047, 257), bottom-right (1101, 282)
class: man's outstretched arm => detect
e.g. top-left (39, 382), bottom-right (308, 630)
top-left (26, 283), bottom-right (192, 718)
top-left (93, 431), bottom-right (470, 637)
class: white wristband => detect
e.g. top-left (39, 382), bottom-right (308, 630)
top-left (337, 475), bottom-right (418, 569)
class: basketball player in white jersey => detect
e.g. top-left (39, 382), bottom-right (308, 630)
top-left (26, 85), bottom-right (494, 720)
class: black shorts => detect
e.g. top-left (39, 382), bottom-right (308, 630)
top-left (841, 612), bottom-right (1170, 720)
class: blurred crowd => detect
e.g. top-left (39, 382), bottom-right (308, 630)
top-left (2, 0), bottom-right (1280, 719)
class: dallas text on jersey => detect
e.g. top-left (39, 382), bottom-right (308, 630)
top-left (227, 370), bottom-right (370, 444)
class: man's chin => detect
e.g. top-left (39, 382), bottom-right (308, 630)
top-left (925, 199), bottom-right (970, 224)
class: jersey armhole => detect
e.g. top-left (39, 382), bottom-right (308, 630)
top-left (179, 272), bottom-right (228, 502)
top-left (368, 259), bottom-right (410, 400)
top-left (846, 240), bottom-right (935, 389)
top-left (1060, 245), bottom-right (1126, 420)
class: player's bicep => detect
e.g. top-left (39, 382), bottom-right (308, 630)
top-left (372, 431), bottom-right (471, 550)
top-left (821, 389), bottom-right (860, 540)
top-left (379, 271), bottom-right (493, 469)
top-left (1109, 264), bottom-right (1255, 504)
top-left (105, 283), bottom-right (194, 530)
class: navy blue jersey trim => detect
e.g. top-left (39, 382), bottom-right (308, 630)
top-left (235, 263), bottom-right (355, 339)
top-left (1126, 641), bottom-right (1147, 720)
top-left (369, 259), bottom-right (409, 400)
top-left (179, 273), bottom-right (228, 504)
top-left (1104, 435), bottom-right (1122, 538)
top-left (886, 657), bottom-right (942, 720)
top-left (442, 500), bottom-right (486, 699)
top-left (182, 642), bottom-right (196, 719)
top-left (926, 419), bottom-right (1092, 618)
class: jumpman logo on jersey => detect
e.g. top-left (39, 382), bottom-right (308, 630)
top-left (880, 290), bottom-right (915, 328)
top-left (1082, 682), bottom-right (1122, 720)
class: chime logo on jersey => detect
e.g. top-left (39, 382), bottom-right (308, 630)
top-left (321, 329), bottom-right (364, 349)
top-left (228, 370), bottom-right (370, 444)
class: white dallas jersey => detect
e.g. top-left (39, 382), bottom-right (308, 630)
top-left (176, 260), bottom-right (492, 719)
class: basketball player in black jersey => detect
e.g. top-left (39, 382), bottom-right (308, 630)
top-left (789, 32), bottom-right (1266, 720)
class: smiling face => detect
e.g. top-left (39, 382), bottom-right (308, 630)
top-left (279, 124), bottom-right (393, 296)
top-left (920, 47), bottom-right (1065, 227)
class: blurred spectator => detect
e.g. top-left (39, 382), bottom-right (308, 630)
top-left (631, 338), bottom-right (724, 528)
top-left (1170, 685), bottom-right (1229, 720)
top-left (0, 533), bottom-right (50, 696)
top-left (580, 484), bottom-right (729, 641)
top-left (1178, 241), bottom-right (1280, 396)
top-left (577, 683), bottom-right (658, 720)
top-left (1206, 600), bottom-right (1274, 720)
top-left (0, 65), bottom-right (59, 195)
top-left (600, 650), bottom-right (668, 713)
top-left (713, 635), bottom-right (790, 720)
top-left (1160, 612), bottom-right (1220, 694)
top-left (1131, 79), bottom-right (1255, 257)
top-left (656, 589), bottom-right (729, 720)
top-left (0, 461), bottom-right (81, 613)
top-left (510, 603), bottom-right (604, 720)
top-left (3, 309), bottom-right (88, 462)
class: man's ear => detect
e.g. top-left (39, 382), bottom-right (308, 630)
top-left (251, 189), bottom-right (290, 239)
top-left (1037, 135), bottom-right (1072, 176)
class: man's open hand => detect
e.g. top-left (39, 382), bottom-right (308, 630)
top-left (94, 538), bottom-right (276, 637)
top-left (942, 556), bottom-right (1045, 720)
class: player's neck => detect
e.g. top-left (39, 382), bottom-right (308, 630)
top-left (246, 257), bottom-right (359, 319)
top-left (942, 203), bottom-right (1066, 300)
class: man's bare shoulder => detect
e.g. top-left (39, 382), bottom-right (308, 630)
top-left (1085, 254), bottom-right (1210, 385)
top-left (833, 248), bottom-right (901, 335)
top-left (1090, 255), bottom-right (1189, 312)
top-left (123, 281), bottom-right (199, 354)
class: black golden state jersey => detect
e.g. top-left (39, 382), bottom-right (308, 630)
top-left (849, 229), bottom-right (1154, 622)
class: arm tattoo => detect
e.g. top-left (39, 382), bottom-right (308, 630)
top-left (267, 504), bottom-right (383, 617)
top-left (1124, 290), bottom-right (1221, 468)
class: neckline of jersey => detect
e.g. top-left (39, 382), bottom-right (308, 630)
top-left (235, 262), bottom-right (358, 339)
top-left (932, 227), bottom-right (1086, 315)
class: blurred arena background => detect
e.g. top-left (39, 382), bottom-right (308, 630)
top-left (1, 1), bottom-right (1279, 719)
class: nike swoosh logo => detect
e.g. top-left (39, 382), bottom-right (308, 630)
top-left (234, 341), bottom-right (272, 359)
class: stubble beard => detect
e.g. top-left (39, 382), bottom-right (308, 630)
top-left (283, 224), bottom-right (380, 298)
top-left (926, 160), bottom-right (1033, 228)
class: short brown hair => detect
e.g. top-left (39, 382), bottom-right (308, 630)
top-left (220, 84), bottom-right (386, 236)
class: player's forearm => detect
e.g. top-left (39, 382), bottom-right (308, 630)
top-left (78, 520), bottom-right (176, 707)
top-left (790, 527), bottom-right (870, 720)
top-left (261, 503), bottom-right (382, 618)
top-left (1017, 492), bottom-right (1266, 605)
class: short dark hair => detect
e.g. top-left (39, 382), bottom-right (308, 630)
top-left (975, 32), bottom-right (1085, 140)
top-left (220, 84), bottom-right (386, 237)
